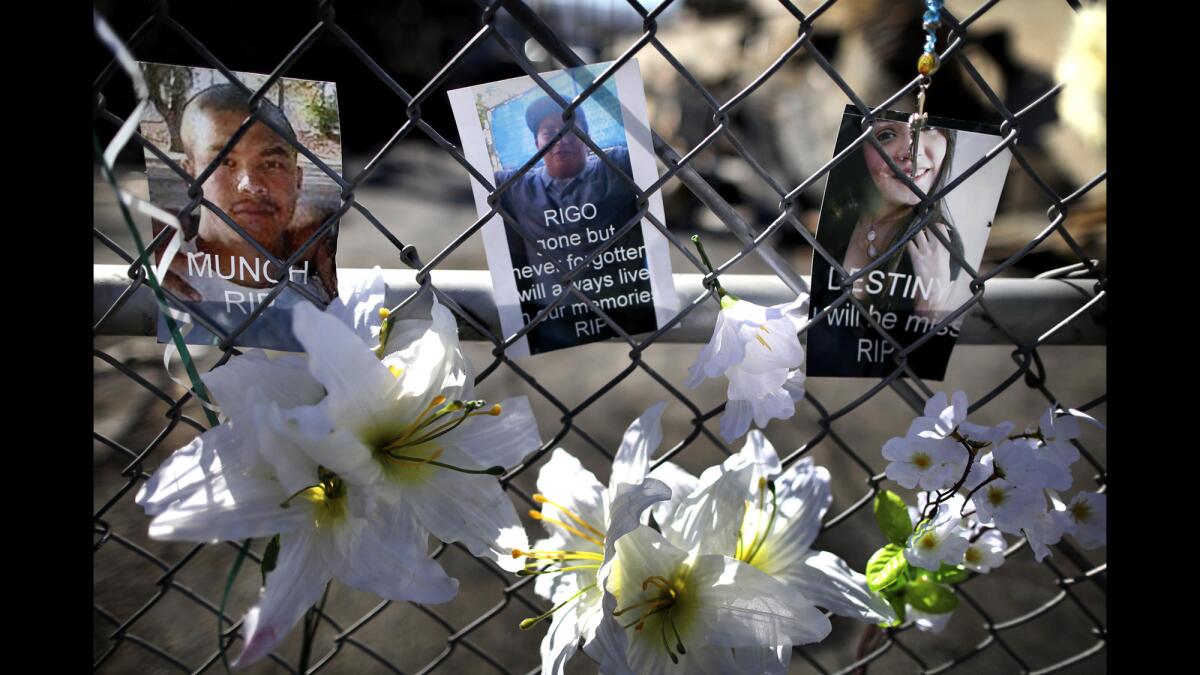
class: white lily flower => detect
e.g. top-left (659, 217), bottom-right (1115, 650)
top-left (962, 530), bottom-right (1007, 573)
top-left (630, 433), bottom-right (885, 672)
top-left (1064, 491), bottom-right (1106, 549)
top-left (589, 524), bottom-right (831, 675)
top-left (685, 292), bottom-right (810, 442)
top-left (904, 504), bottom-right (970, 570)
top-left (136, 270), bottom-right (543, 668)
top-left (518, 403), bottom-right (673, 675)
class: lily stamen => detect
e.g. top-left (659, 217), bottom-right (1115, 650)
top-left (389, 400), bottom-right (500, 450)
top-left (516, 563), bottom-right (601, 577)
top-left (512, 548), bottom-right (605, 562)
top-left (742, 479), bottom-right (779, 565)
top-left (533, 494), bottom-right (607, 540)
top-left (388, 396), bottom-right (451, 447)
top-left (373, 307), bottom-right (397, 358)
top-left (529, 510), bottom-right (605, 548)
top-left (383, 448), bottom-right (504, 476)
top-left (279, 483), bottom-right (325, 509)
top-left (518, 583), bottom-right (597, 630)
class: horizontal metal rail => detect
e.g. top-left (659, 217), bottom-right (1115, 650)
top-left (94, 265), bottom-right (1105, 346)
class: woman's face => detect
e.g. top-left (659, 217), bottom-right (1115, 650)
top-left (863, 121), bottom-right (948, 207)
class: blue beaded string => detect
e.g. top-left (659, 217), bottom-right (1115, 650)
top-left (923, 0), bottom-right (943, 55)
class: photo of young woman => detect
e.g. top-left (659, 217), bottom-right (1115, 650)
top-left (807, 107), bottom-right (1012, 379)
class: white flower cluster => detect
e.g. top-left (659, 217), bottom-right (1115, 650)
top-left (521, 418), bottom-right (892, 674)
top-left (137, 270), bottom-right (543, 668)
top-left (876, 391), bottom-right (1106, 632)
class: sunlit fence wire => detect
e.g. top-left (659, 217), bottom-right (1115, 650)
top-left (93, 0), bottom-right (1106, 672)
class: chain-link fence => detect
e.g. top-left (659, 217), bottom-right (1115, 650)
top-left (93, 0), bottom-right (1106, 672)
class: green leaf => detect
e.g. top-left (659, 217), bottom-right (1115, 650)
top-left (261, 534), bottom-right (281, 585)
top-left (874, 490), bottom-right (913, 546)
top-left (881, 589), bottom-right (907, 627)
top-left (906, 578), bottom-right (959, 614)
top-left (932, 563), bottom-right (970, 585)
top-left (866, 544), bottom-right (909, 593)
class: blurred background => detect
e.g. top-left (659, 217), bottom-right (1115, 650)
top-left (94, 0), bottom-right (1106, 673)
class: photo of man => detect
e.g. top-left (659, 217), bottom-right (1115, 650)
top-left (138, 64), bottom-right (343, 351)
top-left (493, 95), bottom-right (638, 248)
top-left (450, 61), bottom-right (677, 358)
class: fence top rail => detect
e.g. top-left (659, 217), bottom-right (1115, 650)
top-left (94, 265), bottom-right (1105, 346)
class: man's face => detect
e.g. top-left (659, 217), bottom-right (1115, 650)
top-left (183, 109), bottom-right (301, 249)
top-left (535, 113), bottom-right (587, 180)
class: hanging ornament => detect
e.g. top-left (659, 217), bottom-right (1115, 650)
top-left (908, 0), bottom-right (943, 178)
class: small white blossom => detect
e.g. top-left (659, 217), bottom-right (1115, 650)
top-left (904, 504), bottom-right (970, 570)
top-left (1022, 506), bottom-right (1069, 563)
top-left (962, 530), bottom-right (1007, 573)
top-left (1064, 491), bottom-right (1106, 549)
top-left (970, 479), bottom-right (1043, 534)
top-left (883, 436), bottom-right (966, 491)
top-left (981, 440), bottom-right (1049, 491)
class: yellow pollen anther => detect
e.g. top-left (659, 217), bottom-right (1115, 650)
top-left (488, 404), bottom-right (502, 416)
top-left (388, 365), bottom-right (403, 378)
top-left (755, 334), bottom-right (773, 351)
top-left (379, 307), bottom-right (390, 319)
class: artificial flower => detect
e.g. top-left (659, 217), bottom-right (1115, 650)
top-left (685, 292), bottom-right (810, 442)
top-left (882, 435), bottom-right (965, 491)
top-left (904, 503), bottom-right (970, 570)
top-left (1063, 491), bottom-right (1106, 549)
top-left (968, 479), bottom-right (1042, 535)
top-left (588, 524), bottom-right (831, 674)
top-left (630, 433), bottom-right (888, 672)
top-left (962, 530), bottom-right (1007, 573)
top-left (137, 270), bottom-right (543, 667)
top-left (1021, 504), bottom-right (1069, 563)
top-left (518, 403), bottom-right (673, 675)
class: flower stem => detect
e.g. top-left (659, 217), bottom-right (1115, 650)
top-left (690, 235), bottom-right (736, 304)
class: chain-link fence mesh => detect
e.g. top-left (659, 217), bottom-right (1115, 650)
top-left (93, 0), bottom-right (1106, 672)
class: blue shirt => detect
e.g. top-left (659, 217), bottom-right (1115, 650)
top-left (495, 146), bottom-right (638, 246)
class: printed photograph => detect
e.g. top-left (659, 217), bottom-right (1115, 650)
top-left (807, 106), bottom-right (1012, 379)
top-left (449, 61), bottom-right (677, 358)
top-left (138, 62), bottom-right (342, 351)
